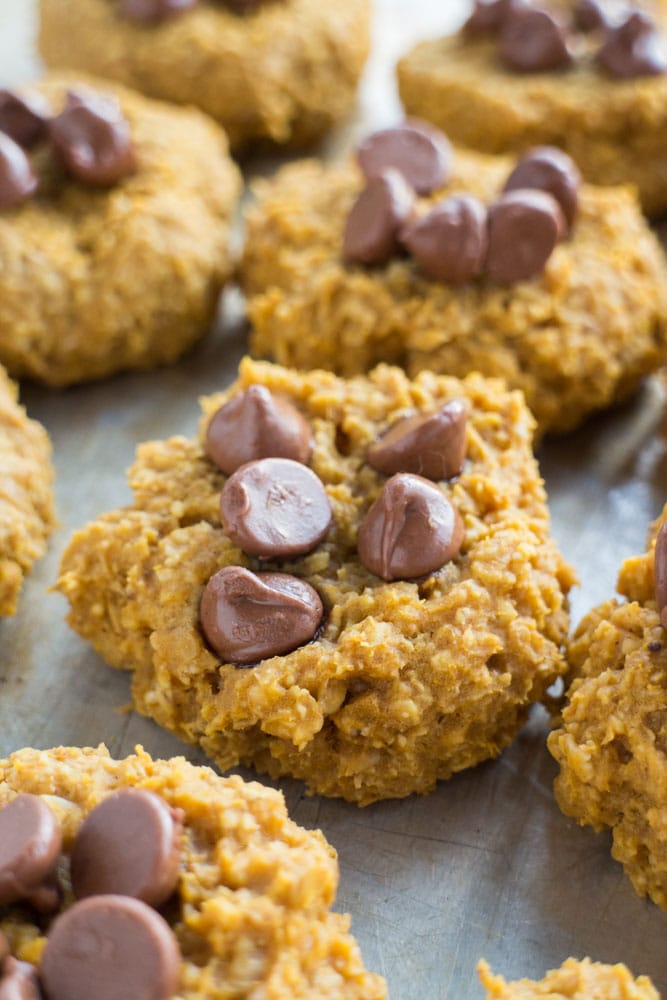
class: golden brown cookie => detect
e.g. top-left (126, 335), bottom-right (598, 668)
top-left (477, 957), bottom-right (660, 999)
top-left (0, 744), bottom-right (385, 999)
top-left (548, 505), bottom-right (667, 909)
top-left (0, 75), bottom-right (240, 387)
top-left (0, 366), bottom-right (54, 614)
top-left (39, 0), bottom-right (371, 152)
top-left (57, 357), bottom-right (574, 805)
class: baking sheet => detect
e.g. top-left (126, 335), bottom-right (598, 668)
top-left (1, 1), bottom-right (667, 996)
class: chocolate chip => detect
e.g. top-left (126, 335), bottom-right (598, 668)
top-left (503, 146), bottom-right (581, 231)
top-left (654, 521), bottom-right (667, 629)
top-left (0, 932), bottom-right (8, 966)
top-left (50, 91), bottom-right (136, 187)
top-left (344, 169), bottom-right (415, 266)
top-left (485, 189), bottom-right (563, 284)
top-left (0, 794), bottom-right (62, 911)
top-left (0, 959), bottom-right (41, 1000)
top-left (220, 458), bottom-right (332, 560)
top-left (119, 0), bottom-right (197, 21)
top-left (357, 121), bottom-right (452, 196)
top-left (401, 194), bottom-right (488, 284)
top-left (41, 895), bottom-right (180, 1000)
top-left (206, 386), bottom-right (313, 476)
top-left (200, 566), bottom-right (324, 665)
top-left (357, 473), bottom-right (464, 581)
top-left (597, 11), bottom-right (667, 77)
top-left (0, 90), bottom-right (51, 149)
top-left (463, 0), bottom-right (517, 35)
top-left (499, 6), bottom-right (572, 72)
top-left (71, 790), bottom-right (183, 908)
top-left (367, 400), bottom-right (468, 481)
top-left (573, 0), bottom-right (608, 32)
top-left (0, 134), bottom-right (38, 212)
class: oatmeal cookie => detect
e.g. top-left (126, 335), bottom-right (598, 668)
top-left (477, 957), bottom-right (660, 999)
top-left (57, 357), bottom-right (573, 805)
top-left (0, 75), bottom-right (240, 387)
top-left (548, 505), bottom-right (667, 909)
top-left (0, 366), bottom-right (54, 615)
top-left (0, 744), bottom-right (385, 999)
top-left (39, 0), bottom-right (371, 152)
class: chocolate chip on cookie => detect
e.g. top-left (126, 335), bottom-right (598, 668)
top-left (597, 11), bottom-right (667, 78)
top-left (0, 794), bottom-right (62, 912)
top-left (463, 0), bottom-right (517, 35)
top-left (50, 90), bottom-right (136, 186)
top-left (357, 120), bottom-right (452, 196)
top-left (485, 189), bottom-right (564, 284)
top-left (0, 134), bottom-right (38, 211)
top-left (119, 0), bottom-right (197, 22)
top-left (654, 520), bottom-right (667, 629)
top-left (0, 89), bottom-right (51, 149)
top-left (503, 146), bottom-right (581, 232)
top-left (401, 194), bottom-right (488, 284)
top-left (344, 168), bottom-right (415, 266)
top-left (499, 6), bottom-right (572, 72)
top-left (572, 0), bottom-right (609, 32)
top-left (367, 400), bottom-right (468, 481)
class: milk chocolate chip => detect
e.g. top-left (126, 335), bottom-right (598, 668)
top-left (573, 0), bottom-right (608, 32)
top-left (200, 566), bottom-right (324, 664)
top-left (485, 189), bottom-right (564, 284)
top-left (50, 91), bottom-right (136, 186)
top-left (0, 794), bottom-right (62, 912)
top-left (357, 473), bottom-right (464, 581)
top-left (654, 521), bottom-right (667, 629)
top-left (357, 121), bottom-right (452, 196)
top-left (120, 0), bottom-right (197, 21)
top-left (401, 194), bottom-right (488, 284)
top-left (0, 90), bottom-right (50, 149)
top-left (220, 458), bottom-right (332, 559)
top-left (71, 790), bottom-right (183, 907)
top-left (597, 11), bottom-right (667, 77)
top-left (0, 932), bottom-right (8, 966)
top-left (344, 169), bottom-right (415, 266)
top-left (0, 134), bottom-right (38, 211)
top-left (0, 959), bottom-right (41, 1000)
top-left (206, 385), bottom-right (313, 476)
top-left (368, 400), bottom-right (468, 481)
top-left (464, 0), bottom-right (516, 35)
top-left (499, 6), bottom-right (572, 72)
top-left (503, 146), bottom-right (581, 231)
top-left (41, 895), bottom-right (181, 1000)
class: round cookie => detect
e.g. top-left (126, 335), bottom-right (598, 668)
top-left (0, 75), bottom-right (241, 387)
top-left (548, 505), bottom-right (667, 910)
top-left (39, 0), bottom-right (371, 152)
top-left (57, 357), bottom-right (574, 805)
top-left (0, 365), bottom-right (54, 614)
top-left (242, 142), bottom-right (667, 437)
top-left (477, 957), bottom-right (660, 999)
top-left (397, 4), bottom-right (667, 216)
top-left (0, 744), bottom-right (385, 999)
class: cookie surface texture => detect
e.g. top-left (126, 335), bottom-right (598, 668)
top-left (0, 744), bottom-right (385, 998)
top-left (477, 956), bottom-right (660, 999)
top-left (549, 505), bottom-right (667, 909)
top-left (39, 0), bottom-right (371, 151)
top-left (58, 358), bottom-right (574, 804)
top-left (0, 75), bottom-right (240, 386)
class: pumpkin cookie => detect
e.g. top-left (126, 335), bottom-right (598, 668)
top-left (548, 504), bottom-right (667, 909)
top-left (0, 366), bottom-right (54, 614)
top-left (0, 744), bottom-right (385, 999)
top-left (478, 957), bottom-right (660, 999)
top-left (57, 357), bottom-right (574, 805)
top-left (39, 0), bottom-right (371, 152)
top-left (0, 75), bottom-right (240, 386)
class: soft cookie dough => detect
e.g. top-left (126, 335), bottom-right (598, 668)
top-left (0, 366), bottom-right (54, 615)
top-left (39, 0), bottom-right (371, 152)
top-left (58, 358), bottom-right (574, 805)
top-left (478, 957), bottom-right (660, 999)
top-left (0, 744), bottom-right (385, 999)
top-left (242, 150), bottom-right (667, 436)
top-left (0, 75), bottom-right (240, 387)
top-left (548, 505), bottom-right (667, 909)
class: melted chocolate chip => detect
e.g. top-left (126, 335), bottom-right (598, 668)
top-left (344, 169), bottom-right (415, 266)
top-left (41, 895), bottom-right (181, 1000)
top-left (0, 794), bottom-right (62, 912)
top-left (485, 189), bottom-right (563, 284)
top-left (220, 458), bottom-right (332, 559)
top-left (573, 0), bottom-right (608, 32)
top-left (71, 790), bottom-right (183, 908)
top-left (463, 0), bottom-right (516, 35)
top-left (499, 6), bottom-right (572, 72)
top-left (0, 134), bottom-right (38, 211)
top-left (357, 120), bottom-right (452, 196)
top-left (0, 959), bottom-right (41, 1000)
top-left (368, 400), bottom-right (468, 481)
top-left (357, 473), bottom-right (464, 581)
top-left (206, 385), bottom-right (313, 476)
top-left (597, 11), bottom-right (667, 78)
top-left (119, 0), bottom-right (197, 21)
top-left (50, 91), bottom-right (136, 186)
top-left (0, 90), bottom-right (50, 149)
top-left (503, 146), bottom-right (581, 231)
top-left (654, 521), bottom-right (667, 629)
top-left (200, 566), bottom-right (324, 664)
top-left (401, 194), bottom-right (488, 284)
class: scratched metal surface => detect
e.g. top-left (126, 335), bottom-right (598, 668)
top-left (0, 1), bottom-right (666, 996)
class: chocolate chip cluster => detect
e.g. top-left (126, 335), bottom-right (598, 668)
top-left (466, 0), bottom-right (667, 78)
top-left (200, 385), bottom-right (468, 665)
top-left (118, 0), bottom-right (273, 23)
top-left (0, 789), bottom-right (183, 1000)
top-left (0, 88), bottom-right (136, 212)
top-left (344, 120), bottom-right (581, 286)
